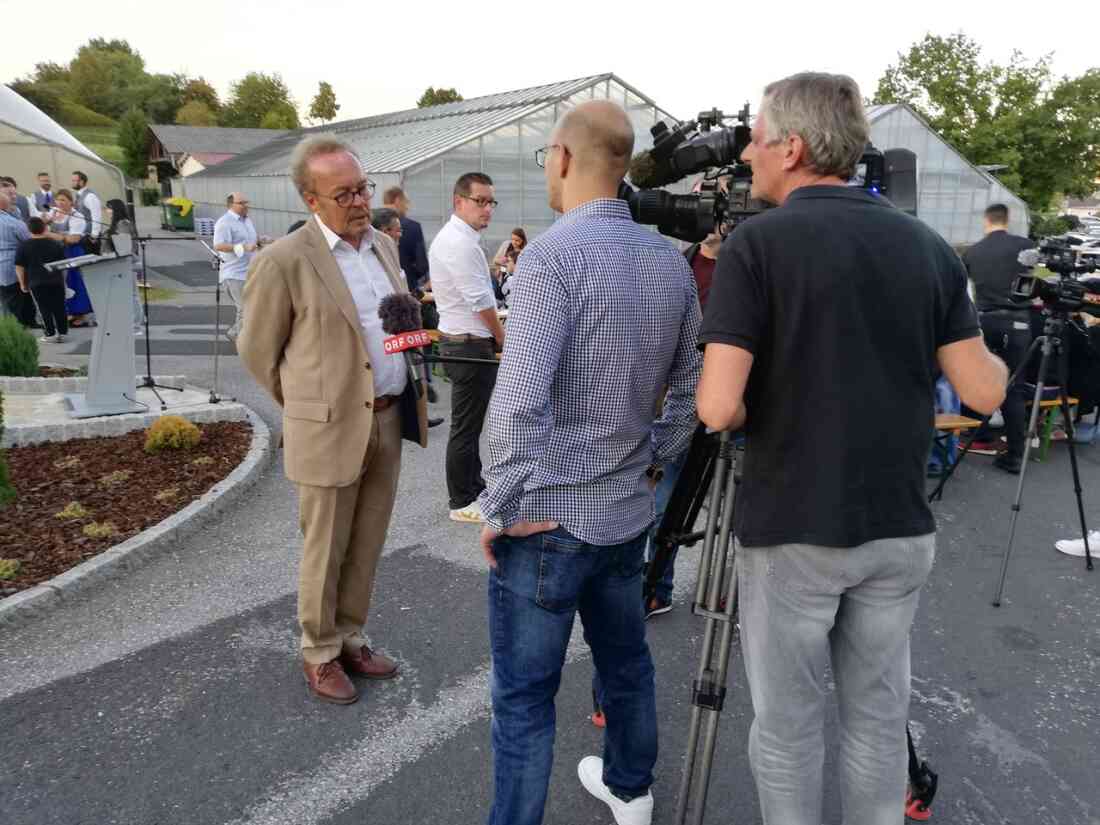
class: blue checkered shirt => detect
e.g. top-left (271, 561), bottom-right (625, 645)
top-left (0, 210), bottom-right (31, 287)
top-left (479, 198), bottom-right (702, 545)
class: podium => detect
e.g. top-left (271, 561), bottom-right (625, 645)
top-left (45, 240), bottom-right (144, 418)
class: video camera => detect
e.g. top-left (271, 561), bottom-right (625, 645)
top-left (618, 104), bottom-right (911, 243)
top-left (1011, 244), bottom-right (1100, 314)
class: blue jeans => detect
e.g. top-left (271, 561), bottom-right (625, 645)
top-left (487, 527), bottom-right (658, 825)
top-left (647, 446), bottom-right (690, 603)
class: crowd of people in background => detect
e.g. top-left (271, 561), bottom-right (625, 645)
top-left (0, 170), bottom-right (106, 336)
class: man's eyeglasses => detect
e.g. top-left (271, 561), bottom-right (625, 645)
top-left (315, 180), bottom-right (376, 208)
top-left (459, 194), bottom-right (499, 209)
top-left (534, 144), bottom-right (563, 168)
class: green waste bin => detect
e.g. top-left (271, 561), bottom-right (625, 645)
top-left (161, 201), bottom-right (194, 231)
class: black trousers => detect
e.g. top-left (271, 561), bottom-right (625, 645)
top-left (440, 336), bottom-right (497, 510)
top-left (30, 282), bottom-right (68, 337)
top-left (0, 283), bottom-right (36, 327)
top-left (977, 314), bottom-right (1032, 459)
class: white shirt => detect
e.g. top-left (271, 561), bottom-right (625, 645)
top-left (213, 210), bottom-right (258, 282)
top-left (428, 214), bottom-right (496, 337)
top-left (75, 188), bottom-right (102, 238)
top-left (50, 209), bottom-right (86, 238)
top-left (315, 215), bottom-right (407, 398)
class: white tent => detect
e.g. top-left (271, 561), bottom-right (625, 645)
top-left (0, 85), bottom-right (126, 206)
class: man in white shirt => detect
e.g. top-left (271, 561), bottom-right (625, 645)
top-left (212, 192), bottom-right (260, 341)
top-left (70, 171), bottom-right (102, 246)
top-left (428, 172), bottom-right (505, 523)
top-left (238, 135), bottom-right (428, 705)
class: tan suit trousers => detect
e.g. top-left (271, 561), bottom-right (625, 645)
top-left (296, 405), bottom-right (402, 664)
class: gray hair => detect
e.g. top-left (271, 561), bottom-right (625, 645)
top-left (289, 134), bottom-right (360, 196)
top-left (759, 73), bottom-right (868, 179)
top-left (371, 207), bottom-right (400, 231)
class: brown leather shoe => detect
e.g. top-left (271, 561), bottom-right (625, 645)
top-left (340, 645), bottom-right (399, 680)
top-left (303, 659), bottom-right (358, 704)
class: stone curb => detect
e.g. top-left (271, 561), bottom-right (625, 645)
top-left (0, 407), bottom-right (275, 630)
top-left (0, 375), bottom-right (188, 395)
top-left (2, 398), bottom-right (248, 448)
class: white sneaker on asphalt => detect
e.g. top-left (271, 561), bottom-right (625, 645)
top-left (1055, 531), bottom-right (1100, 557)
top-left (38, 335), bottom-right (58, 343)
top-left (449, 502), bottom-right (484, 524)
top-left (578, 755), bottom-right (653, 825)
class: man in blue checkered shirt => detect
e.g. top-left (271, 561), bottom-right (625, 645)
top-left (478, 100), bottom-right (702, 825)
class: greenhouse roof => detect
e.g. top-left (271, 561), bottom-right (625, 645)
top-left (191, 73), bottom-right (668, 179)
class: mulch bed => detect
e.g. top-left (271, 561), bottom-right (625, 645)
top-left (0, 422), bottom-right (251, 596)
top-left (38, 366), bottom-right (83, 378)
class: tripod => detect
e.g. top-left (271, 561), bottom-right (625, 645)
top-left (133, 236), bottom-right (184, 411)
top-left (927, 309), bottom-right (1093, 605)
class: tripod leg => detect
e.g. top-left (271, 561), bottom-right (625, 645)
top-left (929, 335), bottom-right (1045, 503)
top-left (1057, 351), bottom-right (1093, 571)
top-left (993, 337), bottom-right (1054, 606)
top-left (211, 279), bottom-right (222, 403)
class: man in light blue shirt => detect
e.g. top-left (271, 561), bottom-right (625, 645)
top-left (213, 192), bottom-right (260, 341)
top-left (0, 192), bottom-right (32, 321)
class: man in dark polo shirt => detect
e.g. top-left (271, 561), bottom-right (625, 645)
top-left (963, 203), bottom-right (1036, 473)
top-left (696, 72), bottom-right (1009, 825)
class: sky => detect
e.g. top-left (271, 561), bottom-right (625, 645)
top-left (1, 0), bottom-right (1097, 124)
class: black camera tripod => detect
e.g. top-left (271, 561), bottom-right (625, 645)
top-left (928, 308), bottom-right (1093, 605)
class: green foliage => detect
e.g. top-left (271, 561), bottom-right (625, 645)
top-left (417, 86), bottom-right (463, 108)
top-left (259, 102), bottom-right (300, 130)
top-left (55, 501), bottom-right (90, 520)
top-left (0, 559), bottom-right (19, 580)
top-left (0, 390), bottom-right (14, 509)
top-left (117, 107), bottom-right (150, 179)
top-left (133, 72), bottom-right (186, 123)
top-left (0, 316), bottom-right (39, 377)
top-left (69, 38), bottom-right (146, 120)
top-left (7, 80), bottom-right (63, 119)
top-left (308, 81), bottom-right (340, 124)
top-left (221, 72), bottom-right (299, 128)
top-left (874, 34), bottom-right (1100, 212)
top-left (1030, 213), bottom-right (1082, 240)
top-left (56, 99), bottom-right (115, 127)
top-left (82, 521), bottom-right (118, 539)
top-left (175, 100), bottom-right (218, 126)
top-left (144, 415), bottom-right (202, 454)
top-left (140, 187), bottom-right (160, 206)
top-left (182, 77), bottom-right (221, 112)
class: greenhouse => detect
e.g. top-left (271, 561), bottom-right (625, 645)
top-left (181, 73), bottom-right (678, 250)
top-left (181, 77), bottom-right (1029, 251)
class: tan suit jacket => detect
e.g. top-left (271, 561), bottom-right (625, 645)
top-left (239, 217), bottom-right (428, 488)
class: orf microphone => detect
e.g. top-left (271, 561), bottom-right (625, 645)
top-left (378, 293), bottom-right (432, 354)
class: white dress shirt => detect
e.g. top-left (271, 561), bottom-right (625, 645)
top-left (213, 210), bottom-right (258, 282)
top-left (315, 215), bottom-right (407, 398)
top-left (428, 213), bottom-right (496, 337)
top-left (76, 188), bottom-right (103, 238)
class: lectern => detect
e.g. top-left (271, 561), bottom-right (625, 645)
top-left (45, 237), bottom-right (143, 418)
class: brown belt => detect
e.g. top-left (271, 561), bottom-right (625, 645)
top-left (372, 394), bottom-right (400, 412)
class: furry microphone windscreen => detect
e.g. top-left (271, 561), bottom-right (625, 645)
top-left (378, 292), bottom-right (424, 335)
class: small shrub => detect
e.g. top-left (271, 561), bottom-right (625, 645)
top-left (55, 502), bottom-right (90, 520)
top-left (0, 316), bottom-right (39, 377)
top-left (192, 456), bottom-right (214, 466)
top-left (82, 521), bottom-right (118, 539)
top-left (0, 559), bottom-right (19, 580)
top-left (99, 469), bottom-right (133, 487)
top-left (154, 487), bottom-right (179, 502)
top-left (140, 187), bottom-right (160, 206)
top-left (145, 416), bottom-right (202, 454)
top-left (54, 456), bottom-right (81, 470)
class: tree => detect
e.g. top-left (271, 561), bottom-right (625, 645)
top-left (6, 80), bottom-right (63, 119)
top-left (134, 72), bottom-right (186, 123)
top-left (260, 102), bottom-right (300, 130)
top-left (182, 77), bottom-right (220, 112)
top-left (417, 86), bottom-right (463, 108)
top-left (308, 81), bottom-right (340, 124)
top-left (874, 34), bottom-right (1100, 212)
top-left (221, 72), bottom-right (299, 128)
top-left (118, 107), bottom-right (150, 179)
top-left (68, 38), bottom-right (146, 119)
top-left (175, 100), bottom-right (218, 127)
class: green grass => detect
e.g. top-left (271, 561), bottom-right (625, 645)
top-left (67, 125), bottom-right (124, 166)
top-left (139, 286), bottom-right (179, 303)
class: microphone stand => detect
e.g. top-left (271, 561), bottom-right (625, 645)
top-left (132, 233), bottom-right (184, 411)
top-left (198, 240), bottom-right (233, 404)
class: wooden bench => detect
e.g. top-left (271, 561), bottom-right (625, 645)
top-left (931, 414), bottom-right (982, 475)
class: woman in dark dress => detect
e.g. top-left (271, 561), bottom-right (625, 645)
top-left (44, 188), bottom-right (94, 326)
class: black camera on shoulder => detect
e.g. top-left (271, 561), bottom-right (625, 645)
top-left (618, 104), bottom-right (914, 243)
top-left (1011, 242), bottom-right (1100, 314)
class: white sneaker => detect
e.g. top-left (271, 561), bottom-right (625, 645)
top-left (38, 335), bottom-right (58, 343)
top-left (578, 756), bottom-right (653, 825)
top-left (449, 502), bottom-right (484, 524)
top-left (56, 334), bottom-right (66, 343)
top-left (1055, 531), bottom-right (1100, 557)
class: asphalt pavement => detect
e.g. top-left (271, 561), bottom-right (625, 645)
top-left (2, 246), bottom-right (1098, 825)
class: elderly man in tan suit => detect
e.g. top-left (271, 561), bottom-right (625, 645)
top-left (239, 135), bottom-right (428, 704)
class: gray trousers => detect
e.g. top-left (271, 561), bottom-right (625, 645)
top-left (224, 278), bottom-right (245, 340)
top-left (736, 534), bottom-right (935, 825)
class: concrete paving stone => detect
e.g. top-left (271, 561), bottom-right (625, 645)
top-left (0, 585), bottom-right (59, 626)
